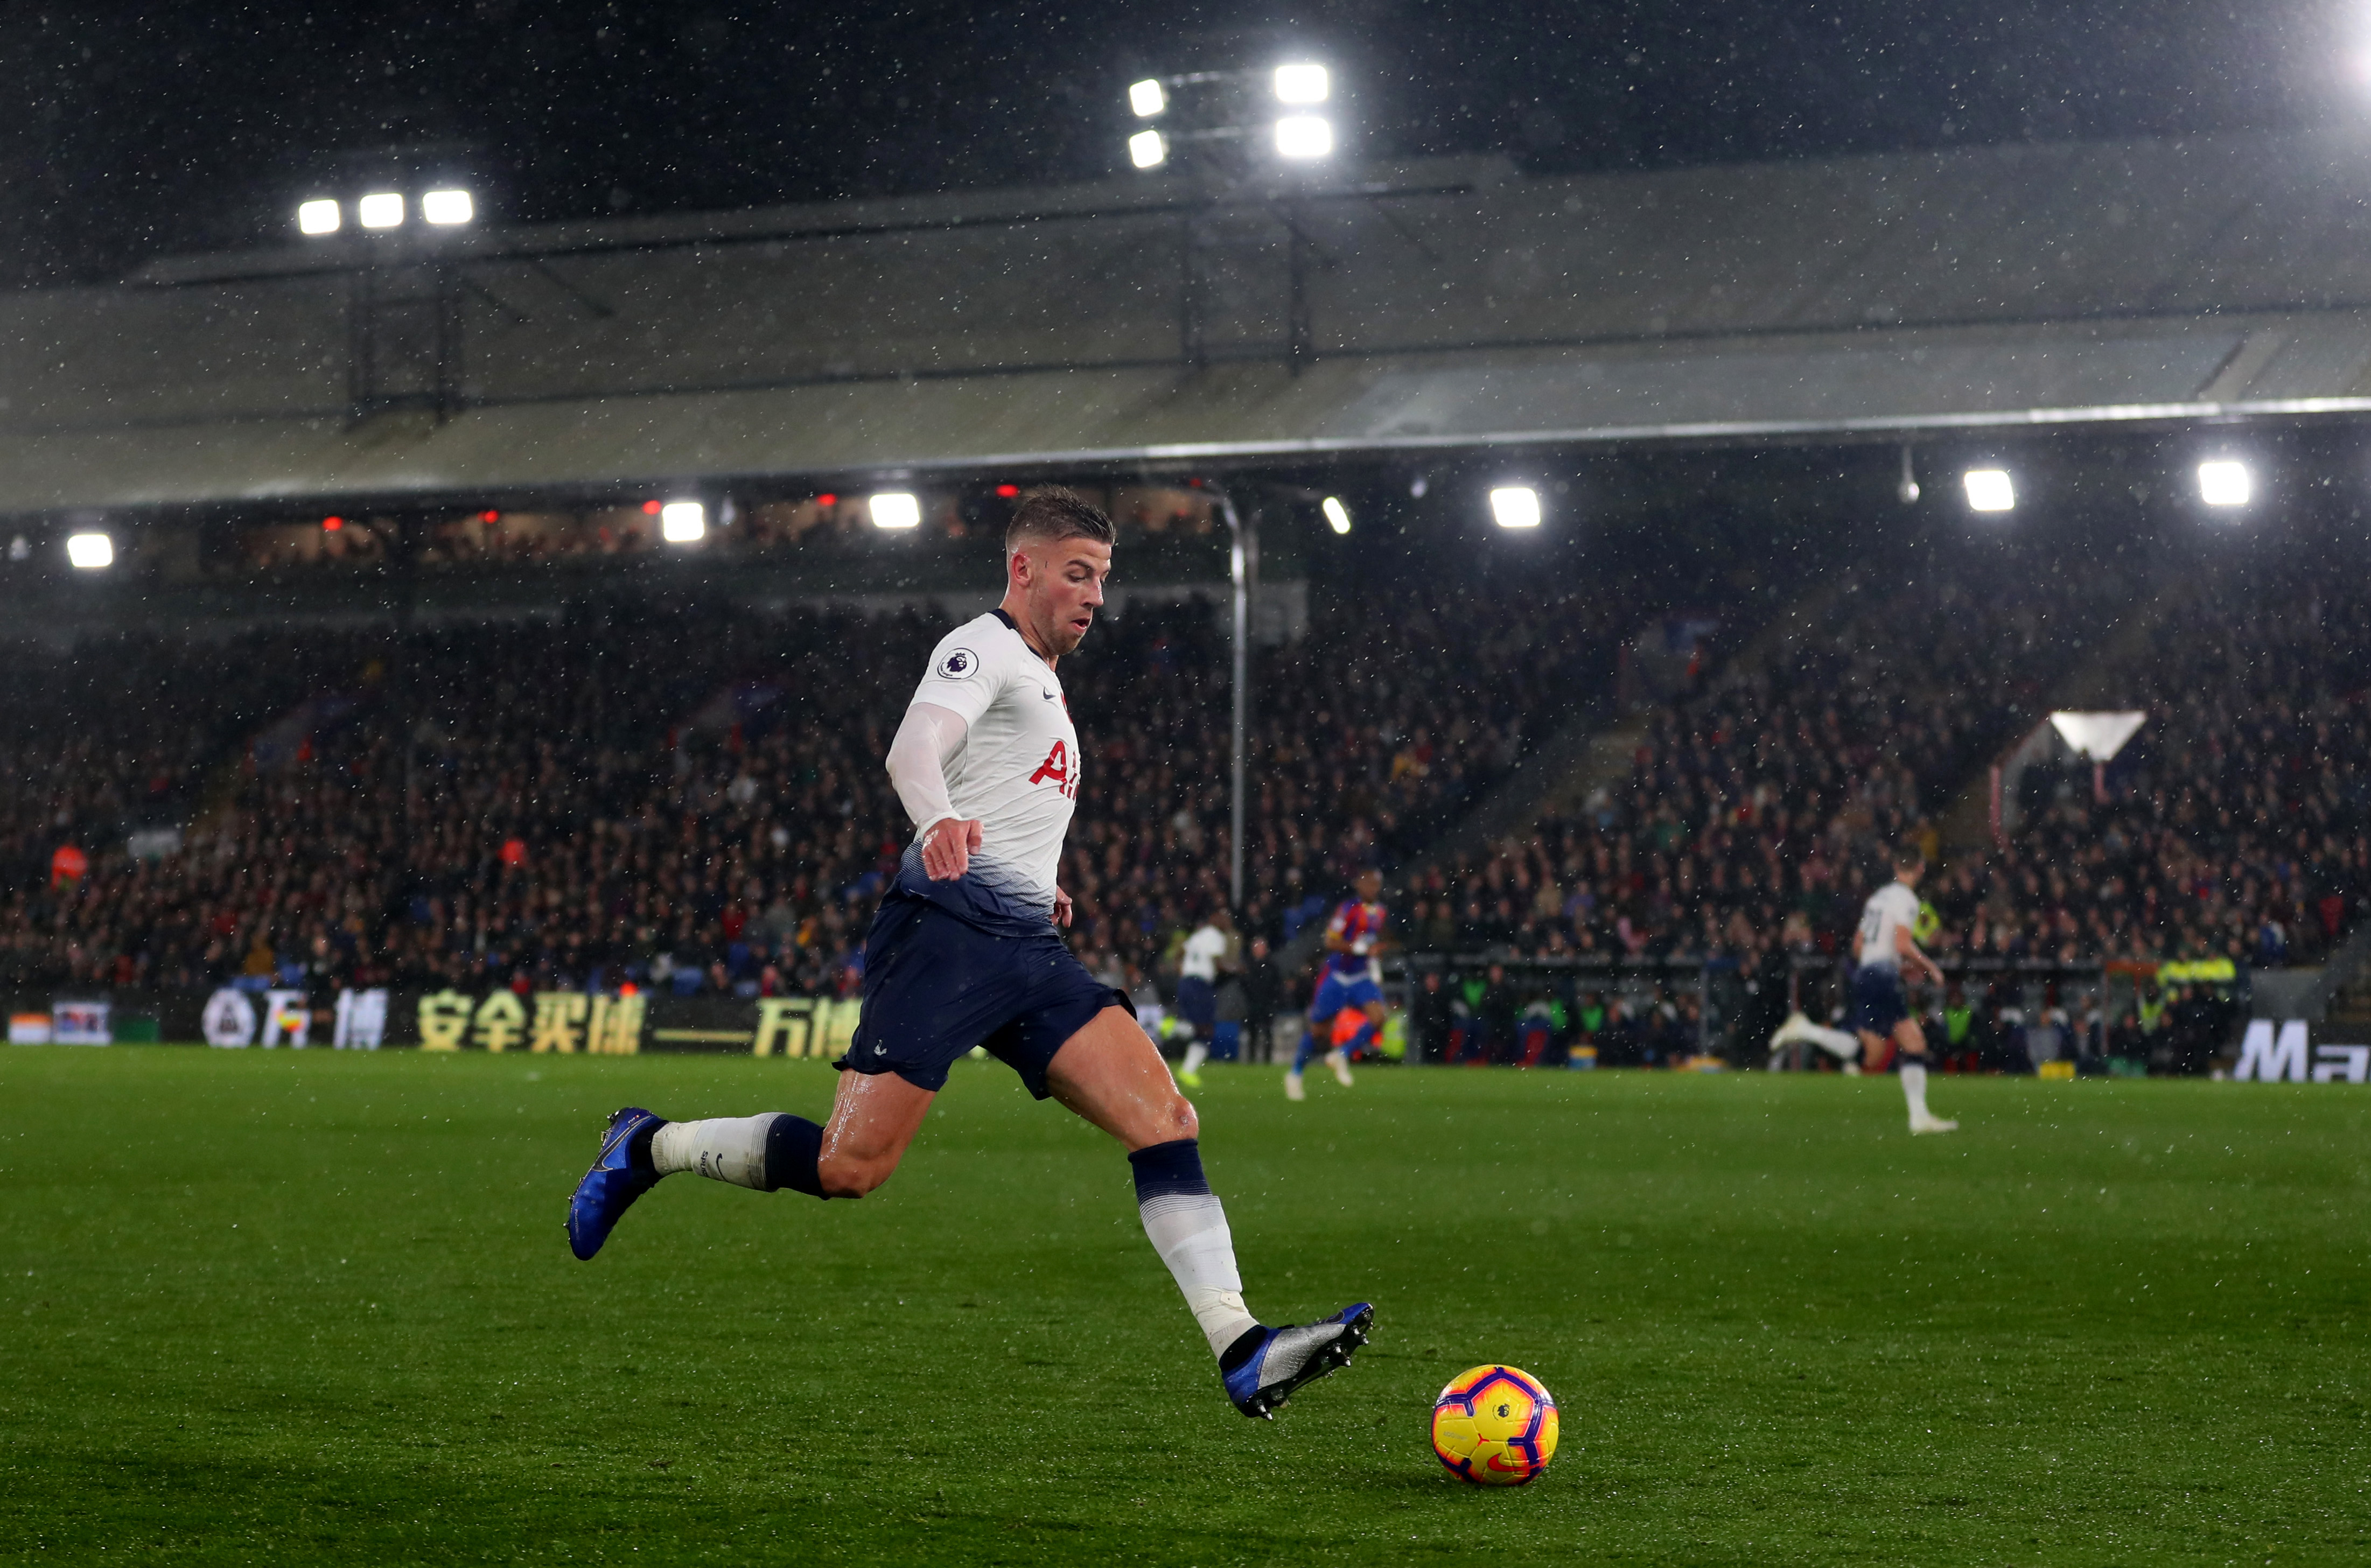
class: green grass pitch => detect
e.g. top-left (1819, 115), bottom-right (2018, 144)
top-left (3, 1048), bottom-right (2367, 1565)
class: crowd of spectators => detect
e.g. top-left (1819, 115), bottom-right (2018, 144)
top-left (1400, 555), bottom-right (2138, 964)
top-left (1391, 546), bottom-right (2371, 1072)
top-left (0, 578), bottom-right (1624, 1004)
top-left (1983, 564), bottom-right (2371, 972)
top-left (24, 514), bottom-right (2369, 1083)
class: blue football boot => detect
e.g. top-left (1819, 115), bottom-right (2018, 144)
top-left (1221, 1303), bottom-right (1374, 1418)
top-left (567, 1107), bottom-right (666, 1261)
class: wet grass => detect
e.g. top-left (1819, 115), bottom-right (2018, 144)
top-left (3, 1047), bottom-right (2367, 1564)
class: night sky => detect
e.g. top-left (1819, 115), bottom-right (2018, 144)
top-left (0, 2), bottom-right (2353, 286)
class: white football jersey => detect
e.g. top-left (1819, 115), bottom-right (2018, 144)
top-left (899, 610), bottom-right (1080, 925)
top-left (1180, 925), bottom-right (1228, 982)
top-left (1855, 881), bottom-right (1921, 972)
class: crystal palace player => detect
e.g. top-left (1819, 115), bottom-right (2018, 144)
top-left (1285, 869), bottom-right (1387, 1101)
top-left (566, 488), bottom-right (1372, 1418)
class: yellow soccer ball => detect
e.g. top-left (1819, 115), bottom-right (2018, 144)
top-left (1430, 1364), bottom-right (1559, 1486)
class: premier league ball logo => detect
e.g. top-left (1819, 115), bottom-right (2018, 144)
top-left (937, 648), bottom-right (978, 679)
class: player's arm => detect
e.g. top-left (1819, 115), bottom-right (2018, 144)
top-left (1892, 924), bottom-right (1944, 985)
top-left (885, 702), bottom-right (981, 880)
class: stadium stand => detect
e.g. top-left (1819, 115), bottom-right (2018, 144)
top-left (0, 580), bottom-right (1626, 1002)
top-left (1408, 547), bottom-right (2154, 961)
top-left (1401, 534), bottom-right (2371, 1072)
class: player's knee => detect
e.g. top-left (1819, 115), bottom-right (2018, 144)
top-left (816, 1150), bottom-right (894, 1199)
top-left (1156, 1091), bottom-right (1199, 1144)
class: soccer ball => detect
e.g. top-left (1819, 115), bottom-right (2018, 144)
top-left (1430, 1364), bottom-right (1558, 1486)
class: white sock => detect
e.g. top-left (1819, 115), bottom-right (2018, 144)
top-left (1181, 1042), bottom-right (1208, 1075)
top-left (1131, 1141), bottom-right (1258, 1358)
top-left (1805, 1021), bottom-right (1860, 1057)
top-left (1900, 1062), bottom-right (1932, 1122)
top-left (651, 1115), bottom-right (774, 1189)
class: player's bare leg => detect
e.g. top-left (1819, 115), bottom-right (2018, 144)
top-left (566, 1062), bottom-right (940, 1259)
top-left (815, 1068), bottom-right (938, 1196)
top-left (1048, 1004), bottom-right (1373, 1417)
top-left (1893, 1018), bottom-right (1956, 1134)
top-left (1044, 1004), bottom-right (1199, 1148)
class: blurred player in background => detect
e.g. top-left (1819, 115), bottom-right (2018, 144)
top-left (567, 488), bottom-right (1371, 1420)
top-left (1175, 904), bottom-right (1236, 1089)
top-left (1286, 868), bottom-right (1387, 1101)
top-left (1852, 843), bottom-right (1957, 1134)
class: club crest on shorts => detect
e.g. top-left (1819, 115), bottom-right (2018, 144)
top-left (935, 647), bottom-right (981, 680)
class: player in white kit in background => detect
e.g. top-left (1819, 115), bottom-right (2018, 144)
top-left (1174, 906), bottom-right (1236, 1089)
top-left (565, 488), bottom-right (1371, 1419)
top-left (1850, 843), bottom-right (1957, 1134)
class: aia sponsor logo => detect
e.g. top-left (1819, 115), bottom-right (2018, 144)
top-left (1030, 739), bottom-right (1080, 800)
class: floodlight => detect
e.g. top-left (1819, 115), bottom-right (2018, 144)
top-left (297, 199), bottom-right (341, 235)
top-left (2198, 459), bottom-right (2250, 508)
top-left (2048, 711), bottom-right (2148, 761)
top-left (870, 492), bottom-right (921, 530)
top-left (1274, 63), bottom-right (1330, 104)
top-left (357, 192), bottom-right (404, 229)
top-left (66, 533), bottom-right (113, 570)
top-left (659, 501), bottom-right (705, 543)
top-left (1321, 496), bottom-right (1352, 535)
top-left (1129, 79), bottom-right (1166, 117)
top-left (1489, 487), bottom-right (1541, 529)
top-left (1275, 115), bottom-right (1334, 159)
top-left (1129, 129), bottom-right (1167, 170)
top-left (1962, 468), bottom-right (2015, 513)
top-left (420, 188), bottom-right (473, 226)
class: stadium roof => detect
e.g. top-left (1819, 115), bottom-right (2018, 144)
top-left (13, 127), bottom-right (2371, 515)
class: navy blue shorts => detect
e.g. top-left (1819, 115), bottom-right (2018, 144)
top-left (1175, 975), bottom-right (1218, 1034)
top-left (1849, 965), bottom-right (1911, 1037)
top-left (837, 891), bottom-right (1129, 1098)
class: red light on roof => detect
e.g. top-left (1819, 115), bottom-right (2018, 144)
top-left (995, 483), bottom-right (1019, 499)
top-left (480, 509), bottom-right (499, 523)
top-left (641, 499), bottom-right (662, 515)
top-left (816, 493), bottom-right (837, 508)
top-left (322, 516), bottom-right (343, 531)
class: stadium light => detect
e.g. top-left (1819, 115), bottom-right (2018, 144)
top-left (659, 501), bottom-right (705, 544)
top-left (1129, 130), bottom-right (1168, 170)
top-left (1275, 115), bottom-right (1334, 159)
top-left (357, 192), bottom-right (404, 229)
top-left (870, 492), bottom-right (921, 530)
top-left (2198, 459), bottom-right (2251, 508)
top-left (1321, 496), bottom-right (1352, 535)
top-left (297, 199), bottom-right (341, 236)
top-left (1489, 487), bottom-right (1541, 529)
top-left (420, 188), bottom-right (474, 226)
top-left (1962, 468), bottom-right (2015, 513)
top-left (1129, 79), bottom-right (1167, 117)
top-left (66, 533), bottom-right (113, 570)
top-left (1274, 64), bottom-right (1330, 104)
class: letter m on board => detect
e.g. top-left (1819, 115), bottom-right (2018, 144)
top-left (2234, 1020), bottom-right (2309, 1082)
